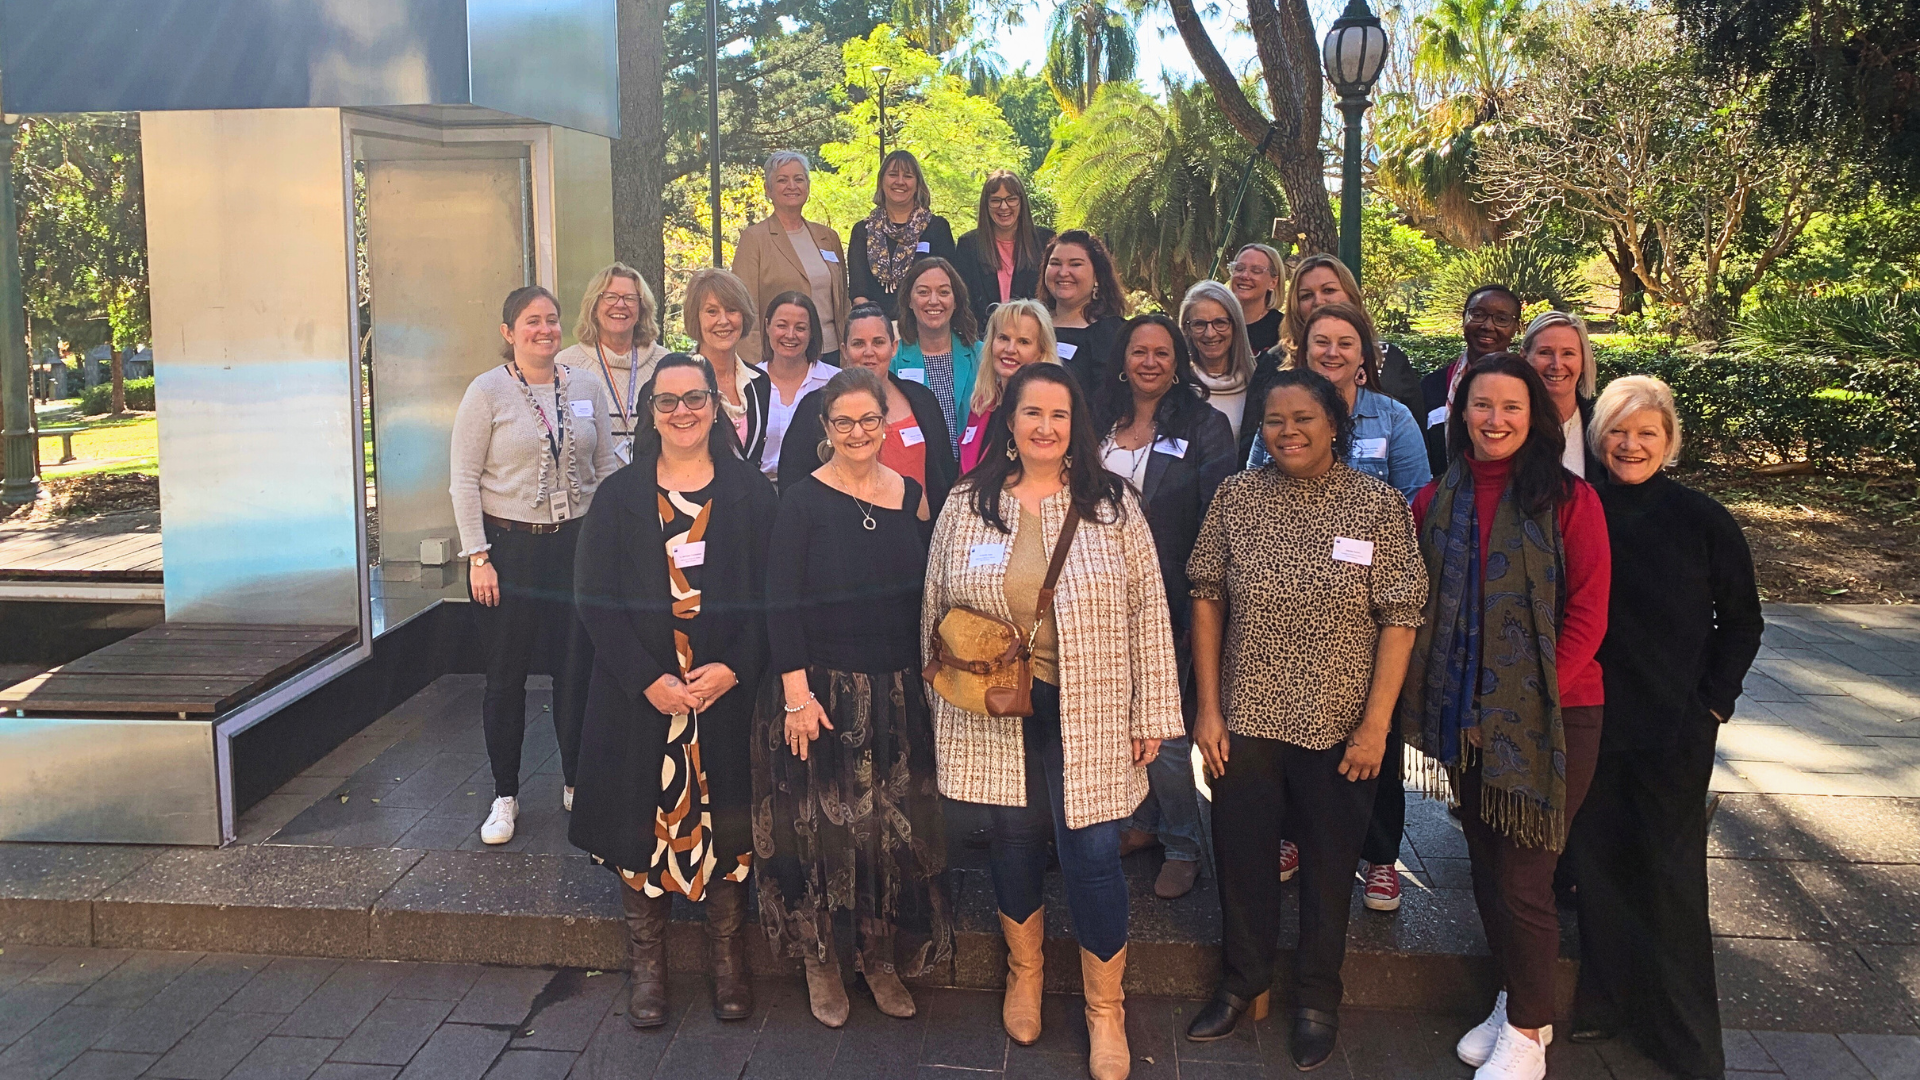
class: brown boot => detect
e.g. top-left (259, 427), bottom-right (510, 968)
top-left (704, 879), bottom-right (754, 1021)
top-left (1081, 945), bottom-right (1130, 1080)
top-left (804, 954), bottom-right (850, 1028)
top-left (999, 908), bottom-right (1044, 1044)
top-left (620, 885), bottom-right (671, 1029)
top-left (860, 929), bottom-right (917, 1019)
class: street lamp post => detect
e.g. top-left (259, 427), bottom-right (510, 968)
top-left (1322, 0), bottom-right (1388, 279)
top-left (871, 65), bottom-right (892, 167)
top-left (0, 68), bottom-right (40, 506)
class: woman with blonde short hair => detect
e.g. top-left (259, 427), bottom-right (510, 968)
top-left (957, 298), bottom-right (1058, 472)
top-left (1520, 310), bottom-right (1603, 481)
top-left (685, 267), bottom-right (773, 467)
top-left (1227, 243), bottom-right (1286, 355)
top-left (557, 264), bottom-right (668, 464)
top-left (731, 151), bottom-right (850, 366)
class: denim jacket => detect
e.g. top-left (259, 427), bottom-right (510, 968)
top-left (1247, 387), bottom-right (1432, 501)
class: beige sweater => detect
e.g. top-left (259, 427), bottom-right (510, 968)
top-left (554, 341), bottom-right (668, 439)
top-left (449, 363), bottom-right (621, 556)
top-left (921, 483), bottom-right (1183, 828)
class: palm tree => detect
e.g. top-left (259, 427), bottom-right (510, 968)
top-left (1043, 0), bottom-right (1144, 116)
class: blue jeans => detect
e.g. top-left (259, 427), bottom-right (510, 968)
top-left (1127, 736), bottom-right (1203, 862)
top-left (985, 680), bottom-right (1130, 961)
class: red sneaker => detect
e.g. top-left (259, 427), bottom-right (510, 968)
top-left (1362, 863), bottom-right (1402, 911)
top-left (1279, 840), bottom-right (1299, 882)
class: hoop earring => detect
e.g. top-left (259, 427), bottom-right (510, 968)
top-left (1006, 443), bottom-right (1019, 462)
top-left (1118, 370), bottom-right (1128, 383)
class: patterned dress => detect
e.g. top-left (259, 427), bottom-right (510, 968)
top-left (617, 482), bottom-right (754, 899)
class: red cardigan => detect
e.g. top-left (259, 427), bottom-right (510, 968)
top-left (1412, 456), bottom-right (1611, 708)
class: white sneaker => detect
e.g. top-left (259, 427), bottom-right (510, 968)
top-left (1474, 1022), bottom-right (1547, 1080)
top-left (1456, 991), bottom-right (1507, 1067)
top-left (563, 786), bottom-right (574, 812)
top-left (481, 796), bottom-right (518, 844)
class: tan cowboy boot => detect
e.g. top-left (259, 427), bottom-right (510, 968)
top-left (1081, 945), bottom-right (1130, 1080)
top-left (999, 908), bottom-right (1045, 1044)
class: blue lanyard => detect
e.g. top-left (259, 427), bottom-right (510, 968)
top-left (594, 344), bottom-right (642, 431)
top-left (507, 362), bottom-right (565, 465)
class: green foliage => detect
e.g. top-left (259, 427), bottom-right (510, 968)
top-left (1751, 189), bottom-right (1920, 301)
top-left (80, 377), bottom-right (154, 416)
top-left (1042, 81), bottom-right (1289, 310)
top-left (1425, 236), bottom-right (1591, 320)
top-left (11, 114), bottom-right (149, 352)
top-left (1726, 290), bottom-right (1920, 364)
top-left (661, 12), bottom-right (856, 184)
top-left (992, 70), bottom-right (1062, 174)
top-left (1359, 199), bottom-right (1446, 331)
top-left (1043, 0), bottom-right (1143, 114)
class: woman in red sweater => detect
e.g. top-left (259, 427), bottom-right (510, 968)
top-left (1402, 353), bottom-right (1610, 1080)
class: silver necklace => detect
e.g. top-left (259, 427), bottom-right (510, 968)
top-left (833, 462), bottom-right (880, 530)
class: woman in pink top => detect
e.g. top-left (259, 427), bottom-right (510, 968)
top-left (952, 171), bottom-right (1055, 330)
top-left (957, 299), bottom-right (1060, 473)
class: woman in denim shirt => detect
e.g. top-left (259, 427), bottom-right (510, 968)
top-left (1249, 302), bottom-right (1430, 502)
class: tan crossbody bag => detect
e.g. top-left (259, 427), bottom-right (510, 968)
top-left (923, 509), bottom-right (1081, 718)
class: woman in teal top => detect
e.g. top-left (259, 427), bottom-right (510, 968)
top-left (891, 257), bottom-right (981, 456)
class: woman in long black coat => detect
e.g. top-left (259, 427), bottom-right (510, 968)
top-left (570, 352), bottom-right (779, 1029)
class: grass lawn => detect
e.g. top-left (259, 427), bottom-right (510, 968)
top-left (37, 413), bottom-right (158, 477)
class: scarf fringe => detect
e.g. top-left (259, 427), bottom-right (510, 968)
top-left (1403, 743), bottom-right (1566, 852)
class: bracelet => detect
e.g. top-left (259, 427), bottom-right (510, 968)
top-left (782, 693), bottom-right (816, 714)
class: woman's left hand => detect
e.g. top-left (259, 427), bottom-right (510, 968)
top-left (1132, 738), bottom-right (1161, 766)
top-left (684, 663), bottom-right (738, 710)
top-left (1338, 727), bottom-right (1388, 782)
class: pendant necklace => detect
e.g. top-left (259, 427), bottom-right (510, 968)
top-left (834, 461), bottom-right (879, 530)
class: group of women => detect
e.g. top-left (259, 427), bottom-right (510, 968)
top-left (446, 149), bottom-right (1764, 1080)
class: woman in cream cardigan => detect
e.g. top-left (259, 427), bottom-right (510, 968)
top-left (731, 151), bottom-right (850, 367)
top-left (922, 363), bottom-right (1182, 1080)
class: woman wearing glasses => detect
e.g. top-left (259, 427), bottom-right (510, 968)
top-left (1418, 285), bottom-right (1523, 475)
top-left (953, 171), bottom-right (1055, 328)
top-left (1178, 280), bottom-right (1261, 458)
top-left (556, 263), bottom-right (669, 465)
top-left (571, 352), bottom-right (779, 1029)
top-left (1226, 244), bottom-right (1285, 357)
top-left (756, 366), bottom-right (951, 1029)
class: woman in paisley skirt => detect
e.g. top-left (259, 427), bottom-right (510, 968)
top-left (570, 352), bottom-right (779, 1027)
top-left (754, 366), bottom-right (953, 1028)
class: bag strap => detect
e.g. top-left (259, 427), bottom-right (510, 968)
top-left (1028, 507), bottom-right (1081, 649)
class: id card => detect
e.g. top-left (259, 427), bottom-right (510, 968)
top-left (1056, 341), bottom-right (1078, 360)
top-left (673, 541), bottom-right (707, 569)
top-left (898, 367), bottom-right (926, 384)
top-left (1354, 437), bottom-right (1388, 459)
top-left (900, 425), bottom-right (925, 446)
top-left (569, 398), bottom-right (595, 419)
top-left (968, 542), bottom-right (1006, 568)
top-left (1427, 405), bottom-right (1449, 428)
top-left (548, 487), bottom-right (572, 522)
top-left (1153, 437), bottom-right (1188, 459)
top-left (820, 248), bottom-right (840, 263)
top-left (916, 241), bottom-right (931, 253)
top-left (1331, 537), bottom-right (1375, 566)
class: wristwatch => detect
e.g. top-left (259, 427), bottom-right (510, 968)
top-left (470, 553), bottom-right (491, 568)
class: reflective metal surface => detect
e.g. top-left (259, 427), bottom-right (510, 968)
top-left (0, 0), bottom-right (618, 137)
top-left (144, 109), bottom-right (365, 627)
top-left (0, 716), bottom-right (219, 844)
top-left (550, 128), bottom-right (618, 331)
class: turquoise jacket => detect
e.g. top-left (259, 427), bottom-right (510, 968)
top-left (892, 337), bottom-right (982, 440)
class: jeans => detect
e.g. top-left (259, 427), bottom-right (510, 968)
top-left (1127, 736), bottom-right (1204, 862)
top-left (478, 519), bottom-right (588, 798)
top-left (985, 680), bottom-right (1130, 962)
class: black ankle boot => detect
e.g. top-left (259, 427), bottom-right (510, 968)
top-left (704, 879), bottom-right (754, 1021)
top-left (1289, 1007), bottom-right (1339, 1071)
top-left (1186, 993), bottom-right (1251, 1041)
top-left (620, 887), bottom-right (671, 1029)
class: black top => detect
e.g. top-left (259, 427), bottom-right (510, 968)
top-left (1134, 406), bottom-right (1237, 633)
top-left (1595, 473), bottom-right (1764, 751)
top-left (953, 226), bottom-right (1055, 328)
top-left (1056, 317), bottom-right (1125, 392)
top-left (1236, 350), bottom-right (1287, 467)
top-left (1376, 341), bottom-right (1423, 424)
top-left (767, 475), bottom-right (929, 675)
top-left (848, 215), bottom-right (957, 319)
top-left (773, 374), bottom-right (958, 515)
top-left (1246, 308), bottom-right (1282, 357)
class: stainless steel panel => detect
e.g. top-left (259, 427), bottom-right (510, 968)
top-left (549, 128), bottom-right (616, 329)
top-left (0, 717), bottom-right (219, 845)
top-left (143, 109), bottom-right (365, 627)
top-left (469, 0), bottom-right (622, 138)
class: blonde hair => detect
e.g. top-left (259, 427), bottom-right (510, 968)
top-left (1589, 374), bottom-right (1682, 466)
top-left (682, 268), bottom-right (758, 343)
top-left (970, 299), bottom-right (1058, 416)
top-left (1521, 310), bottom-right (1598, 400)
top-left (1277, 253), bottom-right (1363, 356)
top-left (574, 263), bottom-right (658, 348)
top-left (1233, 243), bottom-right (1285, 302)
top-left (1178, 279), bottom-right (1255, 385)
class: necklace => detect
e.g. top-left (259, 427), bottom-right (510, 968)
top-left (832, 461), bottom-right (880, 530)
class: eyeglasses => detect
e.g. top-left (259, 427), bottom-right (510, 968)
top-left (651, 390), bottom-right (713, 413)
top-left (827, 414), bottom-right (885, 434)
top-left (1227, 262), bottom-right (1272, 277)
top-left (988, 196), bottom-right (1022, 209)
top-left (1186, 317), bottom-right (1235, 335)
top-left (599, 293), bottom-right (640, 309)
top-left (1465, 307), bottom-right (1519, 330)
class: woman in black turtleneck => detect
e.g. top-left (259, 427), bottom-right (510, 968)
top-left (1567, 375), bottom-right (1762, 1080)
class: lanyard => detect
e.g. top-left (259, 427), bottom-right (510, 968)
top-left (594, 343), bottom-right (642, 431)
top-left (507, 362), bottom-right (565, 465)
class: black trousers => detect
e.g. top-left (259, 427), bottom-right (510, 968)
top-left (1569, 737), bottom-right (1723, 1078)
top-left (1360, 727), bottom-right (1405, 866)
top-left (1213, 732), bottom-right (1377, 1012)
top-left (477, 519), bottom-right (589, 797)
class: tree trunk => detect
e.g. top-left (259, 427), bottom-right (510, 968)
top-left (611, 0), bottom-right (670, 333)
top-left (1606, 227), bottom-right (1642, 316)
top-left (110, 345), bottom-right (126, 416)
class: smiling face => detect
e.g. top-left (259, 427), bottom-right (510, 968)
top-left (1230, 248), bottom-right (1279, 308)
top-left (881, 159), bottom-right (919, 213)
top-left (1122, 323), bottom-right (1177, 402)
top-left (909, 268), bottom-right (955, 333)
top-left (1294, 265), bottom-right (1352, 319)
top-left (841, 315), bottom-right (897, 374)
top-left (1260, 384), bottom-right (1337, 479)
top-left (1463, 290), bottom-right (1522, 359)
top-left (1045, 243), bottom-right (1094, 310)
top-left (991, 314), bottom-right (1046, 379)
top-left (1599, 406), bottom-right (1671, 485)
top-left (651, 364), bottom-right (716, 454)
top-left (503, 296), bottom-right (562, 362)
top-left (1464, 372), bottom-right (1532, 462)
top-left (1305, 316), bottom-right (1365, 393)
top-left (594, 276), bottom-right (642, 344)
top-left (1011, 378), bottom-right (1074, 473)
top-left (768, 159), bottom-right (810, 215)
top-left (765, 302), bottom-right (812, 364)
top-left (825, 389), bottom-right (886, 465)
top-left (1185, 298), bottom-right (1235, 368)
top-left (1527, 324), bottom-right (1585, 417)
top-left (987, 182), bottom-right (1023, 232)
top-left (696, 294), bottom-right (745, 355)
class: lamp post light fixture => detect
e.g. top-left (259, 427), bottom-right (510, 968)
top-left (871, 65), bottom-right (892, 167)
top-left (1322, 0), bottom-right (1388, 278)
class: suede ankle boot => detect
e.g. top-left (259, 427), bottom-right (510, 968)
top-left (860, 929), bottom-right (917, 1019)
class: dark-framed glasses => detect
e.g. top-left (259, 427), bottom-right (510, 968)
top-left (988, 196), bottom-right (1022, 209)
top-left (1465, 307), bottom-right (1519, 330)
top-left (1186, 317), bottom-right (1235, 335)
top-left (827, 414), bottom-right (885, 434)
top-left (652, 389), bottom-right (713, 413)
top-left (599, 292), bottom-right (640, 309)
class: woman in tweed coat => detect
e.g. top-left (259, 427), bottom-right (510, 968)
top-left (922, 363), bottom-right (1183, 1080)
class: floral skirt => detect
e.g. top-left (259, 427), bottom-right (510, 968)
top-left (751, 666), bottom-right (953, 976)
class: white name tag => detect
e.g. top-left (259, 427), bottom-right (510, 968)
top-left (672, 541), bottom-right (706, 569)
top-left (1331, 537), bottom-right (1375, 566)
top-left (899, 425), bottom-right (925, 446)
top-left (915, 241), bottom-right (931, 253)
top-left (968, 542), bottom-right (1006, 568)
top-left (1056, 342), bottom-right (1078, 360)
top-left (1427, 405), bottom-right (1449, 428)
top-left (569, 398), bottom-right (595, 418)
top-left (898, 367), bottom-right (926, 384)
top-left (548, 486), bottom-right (572, 522)
top-left (614, 439), bottom-right (633, 465)
top-left (1354, 437), bottom-right (1388, 459)
top-left (963, 425), bottom-right (980, 444)
top-left (820, 249), bottom-right (840, 263)
top-left (1152, 437), bottom-right (1188, 459)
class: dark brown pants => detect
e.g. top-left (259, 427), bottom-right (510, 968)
top-left (1458, 705), bottom-right (1603, 1029)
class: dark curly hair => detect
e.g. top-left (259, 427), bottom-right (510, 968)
top-left (1445, 352), bottom-right (1574, 515)
top-left (966, 363), bottom-right (1126, 532)
top-left (1255, 367), bottom-right (1355, 467)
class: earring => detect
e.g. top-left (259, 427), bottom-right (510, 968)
top-left (1118, 370), bottom-right (1128, 383)
top-left (1006, 443), bottom-right (1019, 462)
top-left (1064, 453), bottom-right (1074, 469)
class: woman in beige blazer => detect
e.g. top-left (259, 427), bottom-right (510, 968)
top-left (732, 151), bottom-right (850, 367)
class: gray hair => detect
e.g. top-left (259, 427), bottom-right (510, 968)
top-left (1589, 374), bottom-right (1682, 466)
top-left (762, 150), bottom-right (811, 192)
top-left (1179, 279), bottom-right (1255, 385)
top-left (1521, 310), bottom-right (1597, 400)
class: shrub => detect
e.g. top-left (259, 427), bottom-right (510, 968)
top-left (80, 377), bottom-right (155, 415)
top-left (1426, 237), bottom-right (1593, 320)
top-left (1728, 290), bottom-right (1920, 364)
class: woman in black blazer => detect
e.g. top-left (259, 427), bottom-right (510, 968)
top-left (952, 170), bottom-right (1054, 328)
top-left (685, 268), bottom-right (774, 466)
top-left (570, 353), bottom-right (779, 1029)
top-left (848, 151), bottom-right (956, 317)
top-left (1090, 313), bottom-right (1237, 900)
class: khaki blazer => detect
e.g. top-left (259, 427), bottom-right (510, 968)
top-left (731, 215), bottom-right (850, 366)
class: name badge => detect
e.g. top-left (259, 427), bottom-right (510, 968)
top-left (1354, 437), bottom-right (1388, 459)
top-left (968, 542), bottom-right (1006, 568)
top-left (820, 249), bottom-right (840, 263)
top-left (672, 541), bottom-right (707, 569)
top-left (898, 367), bottom-right (926, 384)
top-left (963, 425), bottom-right (980, 444)
top-left (1152, 437), bottom-right (1188, 459)
top-left (1056, 342), bottom-right (1078, 360)
top-left (915, 241), bottom-right (931, 253)
top-left (1426, 405), bottom-right (1449, 428)
top-left (569, 398), bottom-right (595, 418)
top-left (1331, 537), bottom-right (1375, 566)
top-left (614, 438), bottom-right (633, 465)
top-left (900, 425), bottom-right (925, 446)
top-left (548, 487), bottom-right (572, 523)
